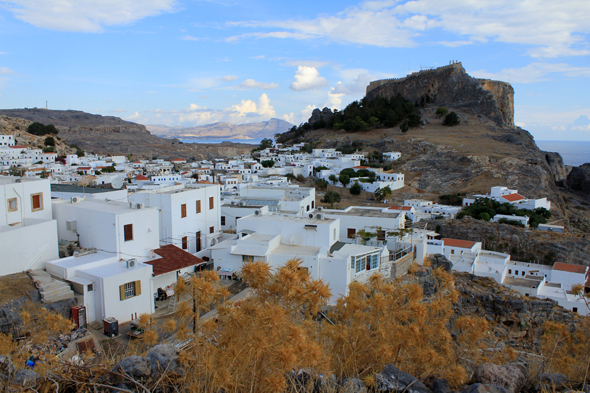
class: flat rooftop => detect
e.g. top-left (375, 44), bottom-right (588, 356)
top-left (503, 276), bottom-right (543, 288)
top-left (0, 176), bottom-right (46, 185)
top-left (51, 184), bottom-right (122, 194)
top-left (241, 214), bottom-right (335, 224)
top-left (53, 198), bottom-right (156, 214)
top-left (326, 208), bottom-right (400, 218)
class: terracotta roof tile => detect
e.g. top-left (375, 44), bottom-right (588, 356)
top-left (145, 245), bottom-right (205, 276)
top-left (135, 175), bottom-right (150, 181)
top-left (501, 193), bottom-right (526, 202)
top-left (388, 205), bottom-right (411, 211)
top-left (553, 262), bottom-right (586, 274)
top-left (443, 238), bottom-right (477, 249)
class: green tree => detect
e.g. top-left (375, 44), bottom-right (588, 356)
top-left (400, 121), bottom-right (409, 133)
top-left (350, 182), bottom-right (362, 195)
top-left (45, 124), bottom-right (58, 135)
top-left (315, 179), bottom-right (328, 189)
top-left (443, 111), bottom-right (460, 126)
top-left (43, 146), bottom-right (56, 153)
top-left (374, 186), bottom-right (392, 201)
top-left (261, 160), bottom-right (275, 168)
top-left (329, 174), bottom-right (337, 185)
top-left (259, 138), bottom-right (273, 149)
top-left (321, 190), bottom-right (341, 207)
top-left (436, 107), bottom-right (449, 117)
top-left (27, 122), bottom-right (47, 136)
top-left (44, 136), bottom-right (55, 146)
top-left (339, 174), bottom-right (350, 187)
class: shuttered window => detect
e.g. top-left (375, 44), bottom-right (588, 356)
top-left (209, 196), bottom-right (214, 210)
top-left (181, 203), bottom-right (187, 218)
top-left (347, 228), bottom-right (356, 238)
top-left (124, 224), bottom-right (133, 241)
top-left (119, 280), bottom-right (141, 300)
top-left (182, 236), bottom-right (188, 249)
top-left (31, 193), bottom-right (43, 211)
top-left (196, 200), bottom-right (201, 213)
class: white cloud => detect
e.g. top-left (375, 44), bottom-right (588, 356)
top-left (0, 67), bottom-right (15, 75)
top-left (127, 111), bottom-right (140, 120)
top-left (221, 75), bottom-right (238, 82)
top-left (230, 0), bottom-right (590, 58)
top-left (137, 94), bottom-right (276, 126)
top-left (3, 0), bottom-right (176, 32)
top-left (181, 35), bottom-right (200, 41)
top-left (186, 76), bottom-right (221, 91)
top-left (239, 78), bottom-right (278, 90)
top-left (283, 60), bottom-right (331, 69)
top-left (472, 63), bottom-right (590, 84)
top-left (289, 66), bottom-right (329, 91)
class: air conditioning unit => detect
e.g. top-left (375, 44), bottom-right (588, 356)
top-left (126, 259), bottom-right (137, 269)
top-left (316, 213), bottom-right (324, 220)
top-left (71, 197), bottom-right (80, 203)
top-left (317, 207), bottom-right (323, 211)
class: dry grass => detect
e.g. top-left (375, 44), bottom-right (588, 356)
top-left (0, 273), bottom-right (36, 305)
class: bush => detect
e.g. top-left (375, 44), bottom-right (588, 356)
top-left (261, 160), bottom-right (275, 168)
top-left (296, 174), bottom-right (305, 182)
top-left (436, 107), bottom-right (449, 117)
top-left (350, 183), bottom-right (362, 195)
top-left (286, 173), bottom-right (296, 180)
top-left (43, 146), bottom-right (56, 153)
top-left (315, 179), bottom-right (328, 189)
top-left (27, 122), bottom-right (47, 136)
top-left (44, 136), bottom-right (55, 146)
top-left (321, 191), bottom-right (341, 205)
top-left (443, 111), bottom-right (460, 126)
top-left (339, 174), bottom-right (350, 187)
top-left (400, 121), bottom-right (409, 133)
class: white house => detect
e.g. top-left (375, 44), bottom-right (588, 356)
top-left (0, 176), bottom-right (59, 275)
top-left (129, 183), bottom-right (221, 257)
top-left (52, 198), bottom-right (160, 261)
top-left (492, 214), bottom-right (530, 227)
top-left (0, 135), bottom-right (14, 147)
top-left (383, 152), bottom-right (401, 161)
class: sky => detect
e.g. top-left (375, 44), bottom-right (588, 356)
top-left (0, 0), bottom-right (589, 141)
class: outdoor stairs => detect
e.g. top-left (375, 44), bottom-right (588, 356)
top-left (39, 280), bottom-right (75, 303)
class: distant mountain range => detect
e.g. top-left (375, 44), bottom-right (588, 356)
top-left (147, 118), bottom-right (294, 140)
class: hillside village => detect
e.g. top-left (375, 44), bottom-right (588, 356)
top-left (1, 126), bottom-right (588, 333)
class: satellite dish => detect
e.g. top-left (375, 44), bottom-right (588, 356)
top-left (111, 177), bottom-right (124, 189)
top-left (290, 234), bottom-right (300, 245)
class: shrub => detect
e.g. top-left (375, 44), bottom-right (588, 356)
top-left (321, 190), bottom-right (341, 206)
top-left (296, 174), bottom-right (305, 182)
top-left (339, 174), bottom-right (350, 187)
top-left (436, 107), bottom-right (449, 117)
top-left (27, 122), bottom-right (47, 135)
top-left (315, 179), bottom-right (328, 189)
top-left (261, 160), bottom-right (275, 168)
top-left (350, 182), bottom-right (362, 195)
top-left (43, 146), bottom-right (56, 153)
top-left (44, 136), bottom-right (55, 146)
top-left (400, 121), bottom-right (409, 133)
top-left (443, 111), bottom-right (460, 126)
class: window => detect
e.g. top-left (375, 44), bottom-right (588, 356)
top-left (31, 193), bottom-right (43, 211)
top-left (196, 231), bottom-right (201, 252)
top-left (181, 203), bottom-right (187, 218)
top-left (221, 216), bottom-right (226, 226)
top-left (307, 205), bottom-right (310, 211)
top-left (243, 255), bottom-right (254, 262)
top-left (7, 198), bottom-right (17, 212)
top-left (515, 270), bottom-right (519, 275)
top-left (210, 226), bottom-right (214, 234)
top-left (508, 269), bottom-right (512, 274)
top-left (311, 201), bottom-right (314, 208)
top-left (377, 230), bottom-right (385, 241)
top-left (347, 228), bottom-right (356, 238)
top-left (87, 284), bottom-right (94, 292)
top-left (522, 271), bottom-right (525, 277)
top-left (573, 307), bottom-right (578, 313)
top-left (209, 196), bottom-right (214, 210)
top-left (119, 280), bottom-right (141, 300)
top-left (182, 236), bottom-right (188, 250)
top-left (450, 250), bottom-right (454, 255)
top-left (124, 224), bottom-right (133, 241)
top-left (370, 254), bottom-right (379, 270)
top-left (196, 200), bottom-right (201, 213)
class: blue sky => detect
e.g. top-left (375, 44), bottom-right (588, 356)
top-left (0, 0), bottom-right (589, 141)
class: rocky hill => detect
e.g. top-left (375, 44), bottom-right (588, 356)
top-left (148, 118), bottom-right (293, 140)
top-left (0, 115), bottom-right (76, 157)
top-left (0, 109), bottom-right (254, 160)
top-left (366, 62), bottom-right (514, 127)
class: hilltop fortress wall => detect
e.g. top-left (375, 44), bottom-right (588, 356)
top-left (366, 62), bottom-right (514, 128)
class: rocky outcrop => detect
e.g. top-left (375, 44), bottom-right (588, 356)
top-left (545, 152), bottom-right (570, 184)
top-left (566, 163), bottom-right (590, 196)
top-left (366, 63), bottom-right (514, 127)
top-left (308, 108), bottom-right (334, 125)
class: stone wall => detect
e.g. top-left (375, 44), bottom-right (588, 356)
top-left (390, 252), bottom-right (415, 279)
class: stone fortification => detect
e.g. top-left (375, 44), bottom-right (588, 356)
top-left (366, 62), bottom-right (515, 127)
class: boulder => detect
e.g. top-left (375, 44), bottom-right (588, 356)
top-left (341, 377), bottom-right (368, 393)
top-left (539, 373), bottom-right (568, 390)
top-left (473, 363), bottom-right (527, 393)
top-left (567, 163), bottom-right (590, 195)
top-left (432, 378), bottom-right (450, 393)
top-left (375, 364), bottom-right (431, 393)
top-left (114, 355), bottom-right (152, 378)
top-left (147, 344), bottom-right (181, 375)
top-left (462, 383), bottom-right (507, 393)
top-left (0, 355), bottom-right (15, 381)
top-left (11, 369), bottom-right (39, 387)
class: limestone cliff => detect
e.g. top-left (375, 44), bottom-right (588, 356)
top-left (366, 62), bottom-right (515, 127)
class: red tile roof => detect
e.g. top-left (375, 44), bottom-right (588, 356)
top-left (501, 193), bottom-right (526, 202)
top-left (145, 245), bottom-right (205, 276)
top-left (135, 175), bottom-right (150, 181)
top-left (443, 238), bottom-right (477, 249)
top-left (388, 205), bottom-right (411, 211)
top-left (11, 145), bottom-right (27, 149)
top-left (553, 262), bottom-right (587, 274)
top-left (353, 166), bottom-right (369, 169)
top-left (77, 166), bottom-right (92, 170)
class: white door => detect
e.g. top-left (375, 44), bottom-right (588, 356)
top-left (85, 283), bottom-right (97, 323)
